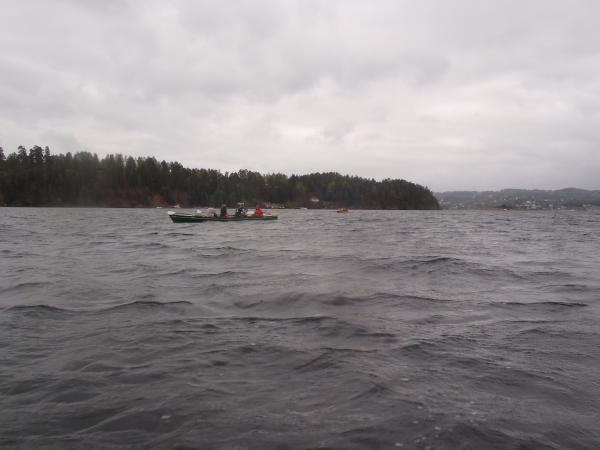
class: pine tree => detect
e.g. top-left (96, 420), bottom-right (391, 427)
top-left (43, 147), bottom-right (52, 164)
top-left (17, 146), bottom-right (28, 165)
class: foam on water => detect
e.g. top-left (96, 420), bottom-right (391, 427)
top-left (1, 208), bottom-right (599, 449)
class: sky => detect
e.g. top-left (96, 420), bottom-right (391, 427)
top-left (1, 0), bottom-right (599, 191)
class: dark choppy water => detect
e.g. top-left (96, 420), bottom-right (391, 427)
top-left (1, 208), bottom-right (599, 450)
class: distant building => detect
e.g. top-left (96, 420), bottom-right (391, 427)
top-left (310, 197), bottom-right (319, 202)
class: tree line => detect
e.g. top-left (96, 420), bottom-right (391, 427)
top-left (0, 146), bottom-right (440, 209)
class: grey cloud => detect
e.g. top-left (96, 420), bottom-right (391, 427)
top-left (322, 119), bottom-right (355, 143)
top-left (40, 129), bottom-right (86, 154)
top-left (0, 0), bottom-right (599, 190)
top-left (177, 0), bottom-right (288, 38)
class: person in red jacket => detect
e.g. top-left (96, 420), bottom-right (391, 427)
top-left (253, 204), bottom-right (264, 217)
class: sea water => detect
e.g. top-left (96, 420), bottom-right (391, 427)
top-left (1, 208), bottom-right (599, 449)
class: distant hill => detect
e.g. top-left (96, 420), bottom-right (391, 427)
top-left (0, 146), bottom-right (439, 210)
top-left (434, 188), bottom-right (600, 210)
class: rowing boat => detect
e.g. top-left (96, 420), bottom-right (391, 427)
top-left (168, 211), bottom-right (278, 223)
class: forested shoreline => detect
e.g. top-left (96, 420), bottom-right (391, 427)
top-left (0, 146), bottom-right (439, 210)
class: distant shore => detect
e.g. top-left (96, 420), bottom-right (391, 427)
top-left (435, 188), bottom-right (600, 211)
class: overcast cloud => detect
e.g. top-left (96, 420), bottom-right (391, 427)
top-left (1, 0), bottom-right (599, 190)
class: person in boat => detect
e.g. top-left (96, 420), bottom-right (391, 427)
top-left (253, 204), bottom-right (264, 217)
top-left (220, 204), bottom-right (228, 218)
top-left (205, 204), bottom-right (218, 218)
top-left (235, 203), bottom-right (246, 218)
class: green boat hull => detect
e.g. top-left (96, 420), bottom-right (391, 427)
top-left (169, 213), bottom-right (278, 223)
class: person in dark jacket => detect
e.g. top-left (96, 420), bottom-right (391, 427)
top-left (220, 204), bottom-right (228, 218)
top-left (235, 203), bottom-right (246, 217)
